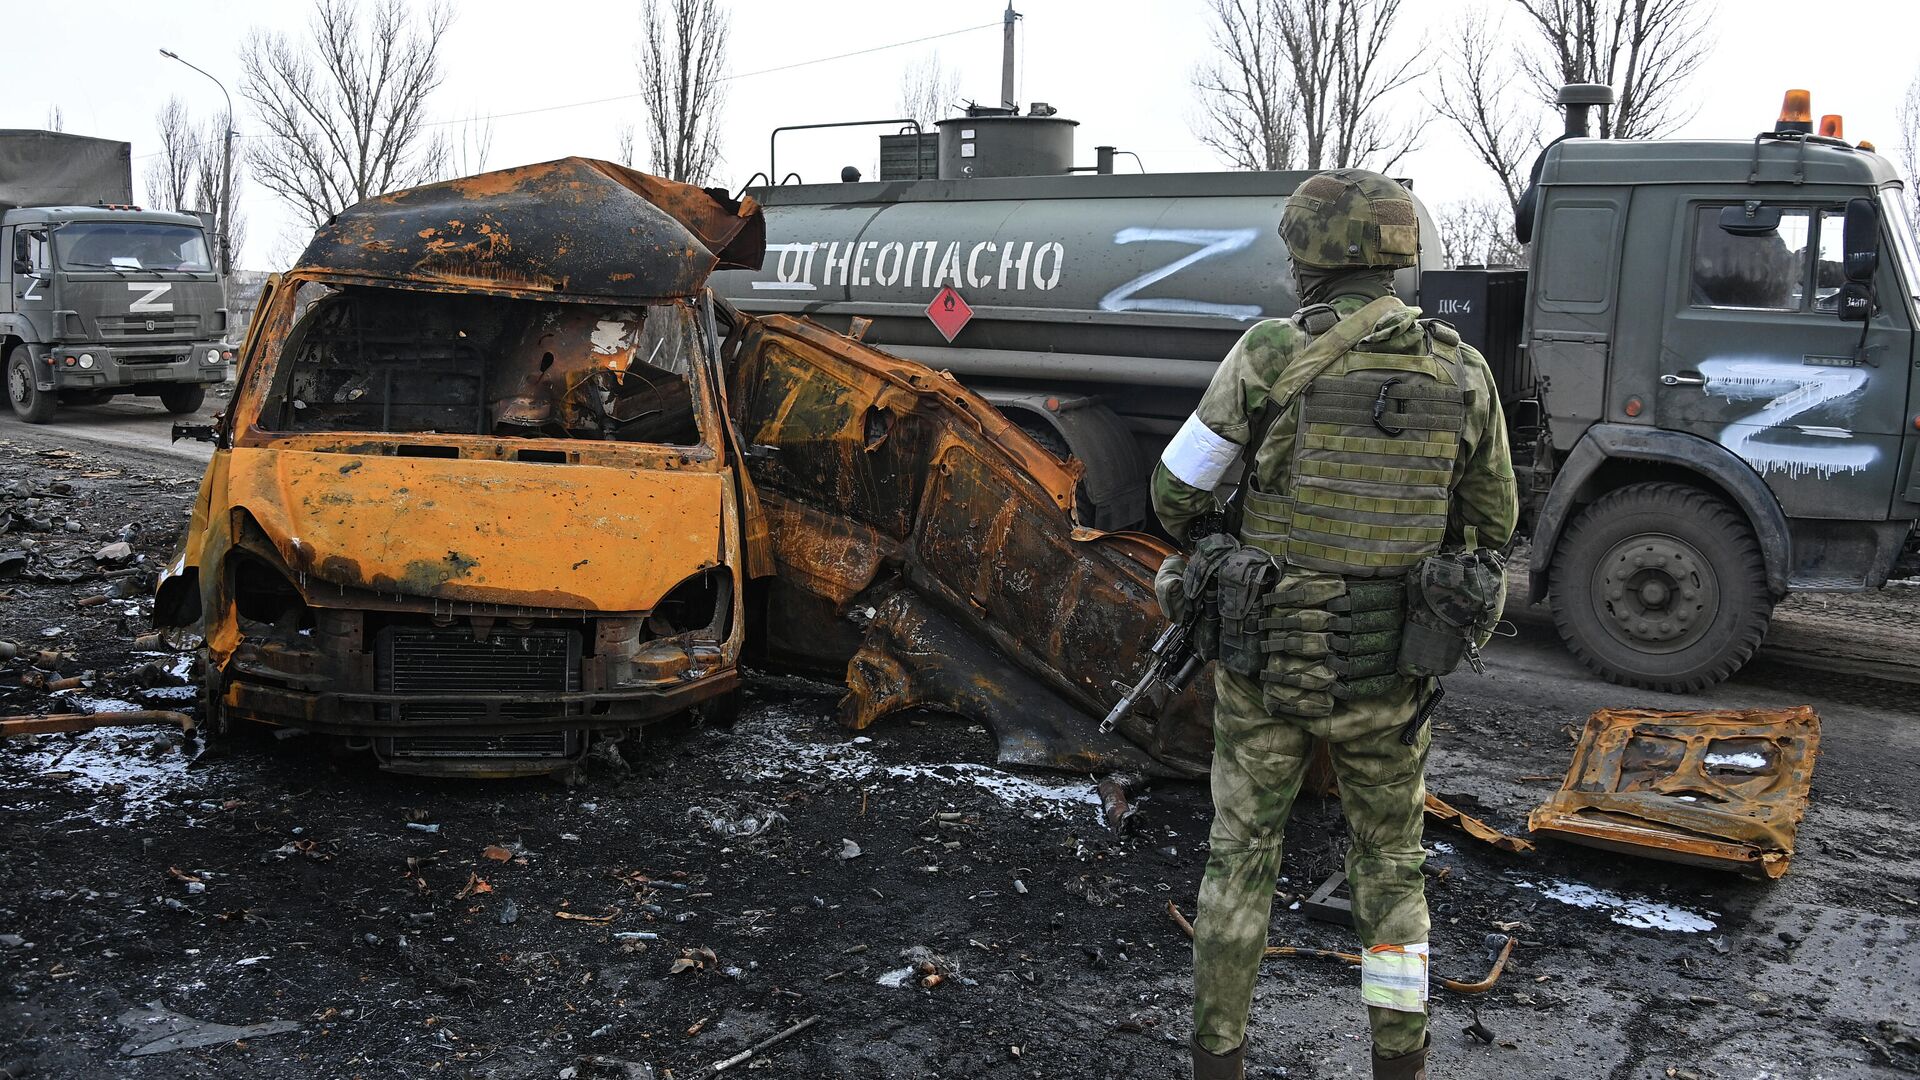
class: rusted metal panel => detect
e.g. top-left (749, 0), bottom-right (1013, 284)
top-left (724, 310), bottom-right (1213, 775)
top-left (292, 158), bottom-right (763, 303)
top-left (1528, 706), bottom-right (1821, 878)
top-left (221, 447), bottom-right (729, 613)
top-left (0, 711), bottom-right (195, 738)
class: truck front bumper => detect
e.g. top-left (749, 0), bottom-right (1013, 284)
top-left (37, 342), bottom-right (232, 391)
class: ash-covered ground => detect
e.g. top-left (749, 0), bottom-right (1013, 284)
top-left (2, 408), bottom-right (1917, 1080)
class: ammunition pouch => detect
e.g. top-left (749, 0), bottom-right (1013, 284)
top-left (1216, 547), bottom-right (1279, 678)
top-left (1181, 533), bottom-right (1242, 663)
top-left (1254, 570), bottom-right (1407, 718)
top-left (1397, 548), bottom-right (1507, 679)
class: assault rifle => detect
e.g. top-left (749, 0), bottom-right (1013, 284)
top-left (1098, 509), bottom-right (1226, 735)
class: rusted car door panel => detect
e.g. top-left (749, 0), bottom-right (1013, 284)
top-left (1528, 706), bottom-right (1820, 877)
top-left (727, 313), bottom-right (1213, 775)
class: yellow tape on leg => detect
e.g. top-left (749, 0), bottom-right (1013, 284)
top-left (1360, 942), bottom-right (1429, 1012)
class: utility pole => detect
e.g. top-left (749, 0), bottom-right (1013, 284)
top-left (159, 48), bottom-right (233, 278)
top-left (1001, 3), bottom-right (1021, 112)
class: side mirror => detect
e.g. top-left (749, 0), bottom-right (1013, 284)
top-left (10, 258), bottom-right (27, 276)
top-left (1842, 197), bottom-right (1880, 282)
top-left (1838, 197), bottom-right (1881, 323)
top-left (1719, 202), bottom-right (1783, 237)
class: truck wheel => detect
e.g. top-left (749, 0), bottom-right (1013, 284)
top-left (158, 383), bottom-right (206, 415)
top-left (6, 348), bottom-right (56, 424)
top-left (1548, 482), bottom-right (1773, 692)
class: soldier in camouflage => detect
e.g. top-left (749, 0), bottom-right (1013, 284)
top-left (1152, 170), bottom-right (1519, 1080)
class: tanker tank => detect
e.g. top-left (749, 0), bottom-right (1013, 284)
top-left (711, 121), bottom-right (1440, 529)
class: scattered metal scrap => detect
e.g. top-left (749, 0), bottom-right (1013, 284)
top-left (1302, 871), bottom-right (1355, 927)
top-left (1527, 705), bottom-right (1820, 878)
top-left (1165, 902), bottom-right (1515, 994)
top-left (116, 1000), bottom-right (299, 1057)
top-left (1, 710), bottom-right (194, 738)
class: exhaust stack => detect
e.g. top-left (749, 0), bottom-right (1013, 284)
top-left (1557, 83), bottom-right (1615, 138)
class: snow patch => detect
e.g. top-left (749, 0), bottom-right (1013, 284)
top-left (1516, 880), bottom-right (1716, 933)
top-left (722, 708), bottom-right (1101, 820)
top-left (1705, 751), bottom-right (1768, 770)
top-left (2, 728), bottom-right (201, 825)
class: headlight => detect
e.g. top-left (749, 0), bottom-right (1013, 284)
top-left (205, 348), bottom-right (221, 364)
top-left (77, 354), bottom-right (95, 369)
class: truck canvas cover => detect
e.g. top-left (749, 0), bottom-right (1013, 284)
top-left (0, 130), bottom-right (133, 209)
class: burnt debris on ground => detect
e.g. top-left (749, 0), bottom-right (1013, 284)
top-left (4, 432), bottom-right (1919, 1079)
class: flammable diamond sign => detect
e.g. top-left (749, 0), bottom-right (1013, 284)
top-left (925, 286), bottom-right (973, 343)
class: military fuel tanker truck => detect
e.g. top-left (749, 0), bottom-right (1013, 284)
top-left (713, 87), bottom-right (1920, 693)
top-left (2, 129), bottom-right (235, 424)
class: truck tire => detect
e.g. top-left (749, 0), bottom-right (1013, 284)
top-left (1548, 482), bottom-right (1773, 692)
top-left (158, 383), bottom-right (206, 415)
top-left (6, 347), bottom-right (56, 424)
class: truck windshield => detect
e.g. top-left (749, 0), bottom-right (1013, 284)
top-left (54, 221), bottom-right (213, 272)
top-left (1882, 192), bottom-right (1920, 303)
top-left (270, 285), bottom-right (705, 445)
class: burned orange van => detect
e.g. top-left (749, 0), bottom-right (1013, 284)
top-left (155, 159), bottom-right (765, 776)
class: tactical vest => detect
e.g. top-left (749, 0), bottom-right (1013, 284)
top-left (1222, 297), bottom-right (1472, 714)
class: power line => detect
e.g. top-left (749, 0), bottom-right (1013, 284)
top-left (130, 19), bottom-right (998, 162)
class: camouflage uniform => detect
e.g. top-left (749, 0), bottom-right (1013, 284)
top-left (1153, 171), bottom-right (1519, 1078)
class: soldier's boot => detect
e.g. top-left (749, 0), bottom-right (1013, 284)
top-left (1371, 1042), bottom-right (1427, 1080)
top-left (1191, 1036), bottom-right (1245, 1080)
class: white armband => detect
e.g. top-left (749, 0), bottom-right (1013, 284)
top-left (1159, 413), bottom-right (1240, 490)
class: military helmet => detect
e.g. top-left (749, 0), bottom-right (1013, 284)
top-left (1278, 169), bottom-right (1421, 271)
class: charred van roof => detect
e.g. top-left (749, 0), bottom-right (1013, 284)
top-left (292, 157), bottom-right (765, 303)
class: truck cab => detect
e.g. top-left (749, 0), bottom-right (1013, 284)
top-left (1509, 116), bottom-right (1920, 689)
top-left (2, 205), bottom-right (233, 422)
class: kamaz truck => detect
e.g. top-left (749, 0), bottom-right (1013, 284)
top-left (2, 129), bottom-right (234, 423)
top-left (713, 86), bottom-right (1920, 692)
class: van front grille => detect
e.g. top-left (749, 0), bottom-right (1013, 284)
top-left (374, 626), bottom-right (581, 725)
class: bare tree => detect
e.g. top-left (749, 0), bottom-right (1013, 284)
top-left (1436, 196), bottom-right (1528, 267)
top-left (637, 0), bottom-right (729, 185)
top-left (1277, 0), bottom-right (1423, 171)
top-left (191, 121), bottom-right (247, 265)
top-left (1512, 0), bottom-right (1713, 139)
top-left (241, 0), bottom-right (453, 226)
top-left (448, 114), bottom-right (495, 179)
top-left (1431, 9), bottom-right (1539, 213)
top-left (898, 53), bottom-right (962, 129)
top-left (615, 123), bottom-right (638, 169)
top-left (1897, 69), bottom-right (1920, 222)
top-left (45, 106), bottom-right (63, 133)
top-left (1191, 0), bottom-right (1297, 170)
top-left (144, 97), bottom-right (198, 211)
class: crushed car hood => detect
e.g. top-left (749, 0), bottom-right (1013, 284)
top-left (292, 157), bottom-right (765, 303)
top-left (225, 447), bottom-right (728, 612)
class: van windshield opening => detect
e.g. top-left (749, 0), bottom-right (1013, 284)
top-left (270, 286), bottom-right (704, 445)
top-left (55, 221), bottom-right (213, 272)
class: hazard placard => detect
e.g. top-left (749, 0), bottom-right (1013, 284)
top-left (925, 286), bottom-right (973, 343)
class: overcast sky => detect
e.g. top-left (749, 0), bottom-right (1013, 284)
top-left (7, 0), bottom-right (1918, 269)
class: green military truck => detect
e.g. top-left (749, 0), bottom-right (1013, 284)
top-left (2, 129), bottom-right (234, 423)
top-left (713, 87), bottom-right (1920, 691)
